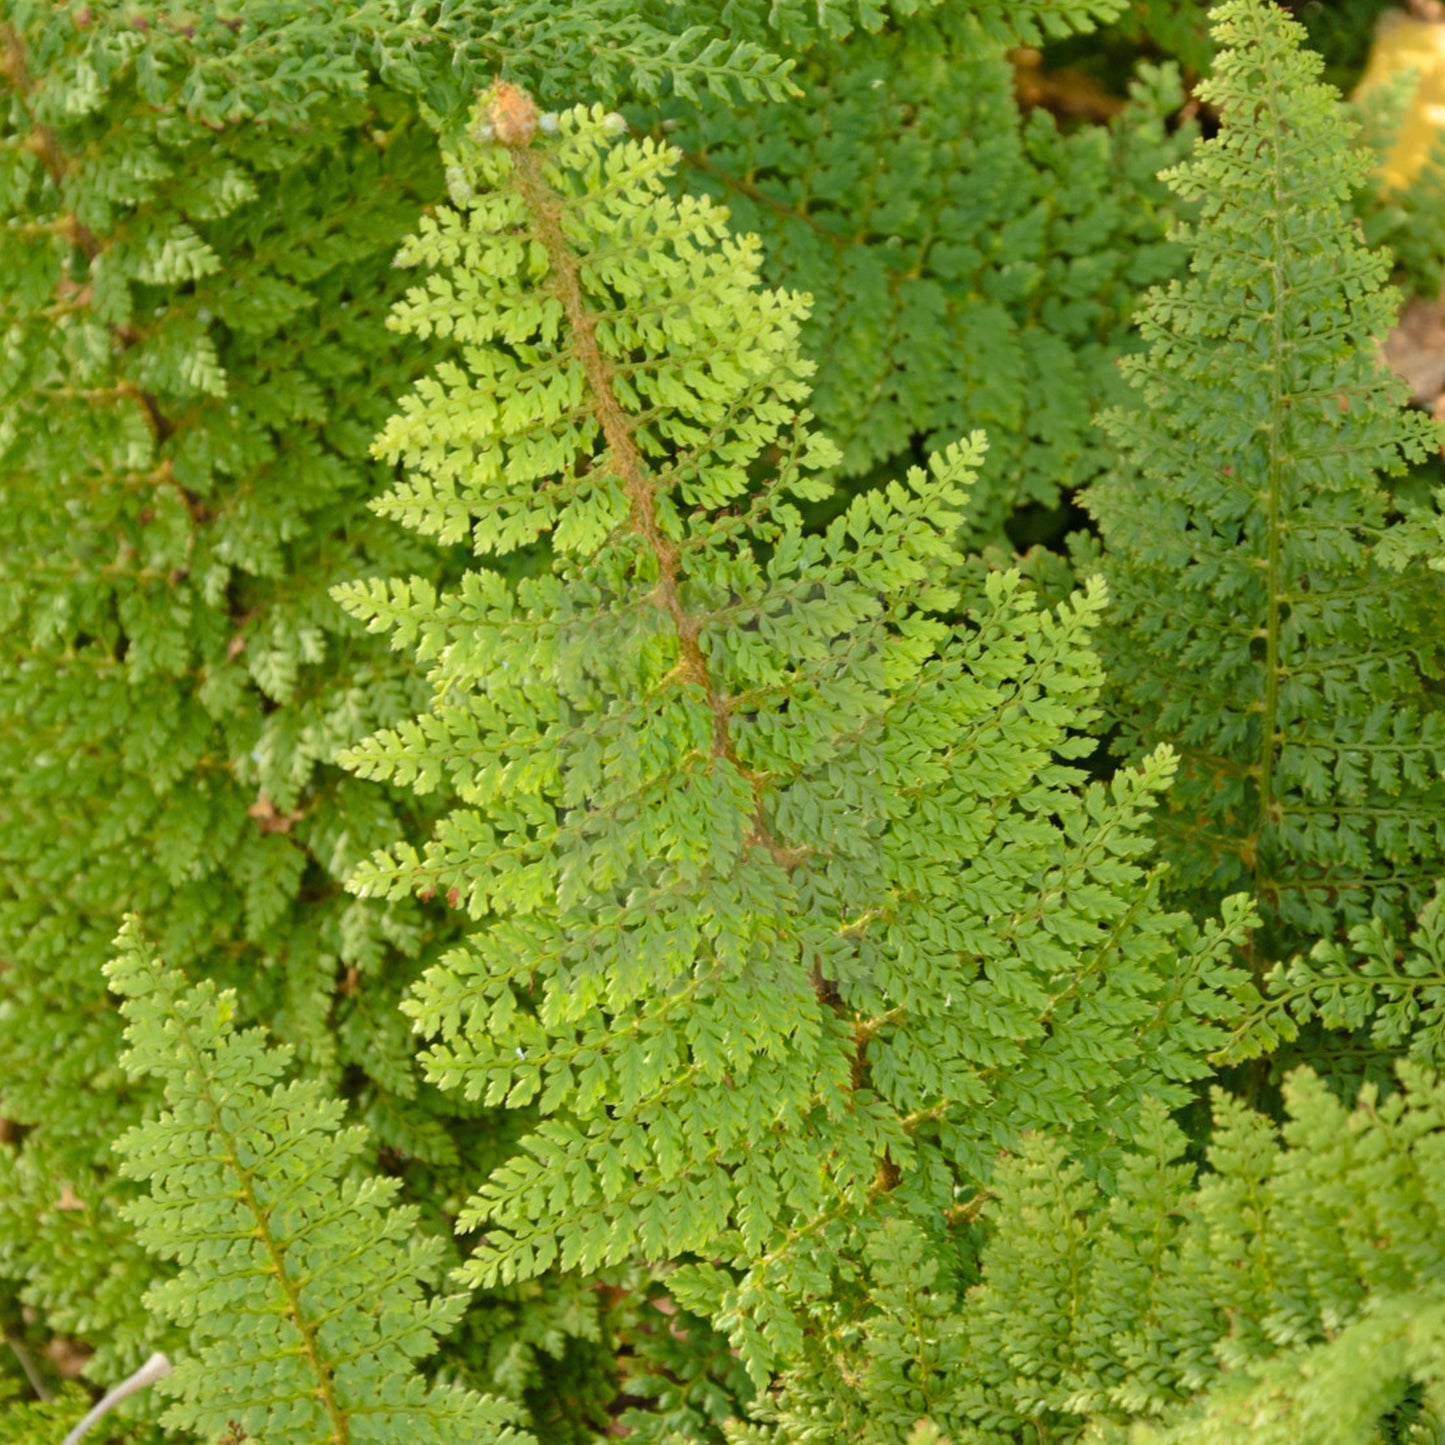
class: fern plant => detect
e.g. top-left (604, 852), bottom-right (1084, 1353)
top-left (664, 14), bottom-right (1193, 539)
top-left (9, 0), bottom-right (1445, 1441)
top-left (736, 1057), bottom-right (1445, 1445)
top-left (1087, 0), bottom-right (1445, 961)
top-left (0, 0), bottom-right (455, 1397)
top-left (968, 1061), bottom-right (1445, 1445)
top-left (1236, 880), bottom-right (1445, 1069)
top-left (0, 0), bottom-right (1183, 1433)
top-left (0, 1375), bottom-right (90, 1445)
top-left (337, 79), bottom-right (1252, 1386)
top-left (0, 0), bottom-right (804, 1421)
top-left (105, 918), bottom-right (531, 1445)
top-left (715, 9), bottom-right (1445, 1432)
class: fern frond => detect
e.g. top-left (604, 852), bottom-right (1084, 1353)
top-left (736, 0), bottom-right (1130, 47)
top-left (963, 0), bottom-right (1128, 47)
top-left (1091, 0), bottom-right (1445, 945)
top-left (963, 1065), bottom-right (1445, 1445)
top-left (0, 1376), bottom-right (91, 1445)
top-left (104, 919), bottom-right (531, 1445)
top-left (1227, 883), bottom-right (1445, 1070)
top-left (669, 21), bottom-right (1191, 535)
top-left (337, 82), bottom-right (1253, 1383)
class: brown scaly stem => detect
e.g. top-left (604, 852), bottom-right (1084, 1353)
top-left (489, 84), bottom-right (910, 1176)
top-left (492, 83), bottom-right (801, 872)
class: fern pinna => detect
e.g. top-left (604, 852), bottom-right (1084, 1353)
top-left (336, 81), bottom-right (1251, 1381)
top-left (1089, 0), bottom-right (1445, 957)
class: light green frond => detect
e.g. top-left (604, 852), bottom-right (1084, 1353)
top-left (104, 920), bottom-right (532, 1445)
top-left (338, 82), bottom-right (1250, 1385)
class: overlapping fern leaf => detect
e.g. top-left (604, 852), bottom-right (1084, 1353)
top-left (742, 1061), bottom-right (1445, 1443)
top-left (667, 15), bottom-right (1190, 537)
top-left (963, 1064), bottom-right (1445, 1445)
top-left (1089, 0), bottom-right (1445, 954)
top-left (0, 1377), bottom-right (90, 1445)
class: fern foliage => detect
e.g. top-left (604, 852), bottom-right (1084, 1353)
top-left (105, 919), bottom-right (531, 1445)
top-left (338, 81), bottom-right (1252, 1382)
top-left (0, 0), bottom-right (781, 1413)
top-left (643, 0), bottom-right (1126, 51)
top-left (1236, 882), bottom-right (1445, 1070)
top-left (736, 1061), bottom-right (1445, 1445)
top-left (965, 1064), bottom-right (1445, 1445)
top-left (668, 17), bottom-right (1191, 535)
top-left (0, 1375), bottom-right (90, 1445)
top-left (0, 0), bottom-right (461, 1392)
top-left (6, 0), bottom-right (1445, 1440)
top-left (1089, 0), bottom-right (1445, 949)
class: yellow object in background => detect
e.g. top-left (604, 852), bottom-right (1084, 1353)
top-left (1353, 8), bottom-right (1445, 191)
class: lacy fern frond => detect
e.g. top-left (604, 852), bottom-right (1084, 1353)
top-left (1107, 0), bottom-right (1214, 75)
top-left (646, 0), bottom-right (1124, 50)
top-left (104, 919), bottom-right (531, 1445)
top-left (0, 1375), bottom-right (90, 1445)
top-left (720, 1216), bottom-right (971, 1444)
top-left (337, 81), bottom-right (1252, 1382)
top-left (411, 0), bottom-right (798, 108)
top-left (1089, 0), bottom-right (1445, 946)
top-left (959, 0), bottom-right (1128, 48)
top-left (745, 1062), bottom-right (1445, 1443)
top-left (1232, 883), bottom-right (1445, 1069)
